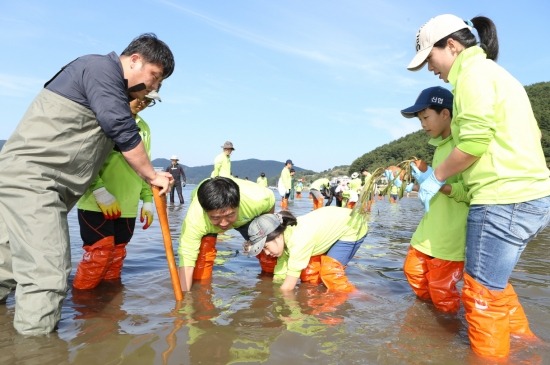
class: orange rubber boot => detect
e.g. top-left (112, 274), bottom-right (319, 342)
top-left (193, 235), bottom-right (217, 280)
top-left (73, 237), bottom-right (115, 290)
top-left (503, 283), bottom-right (537, 339)
top-left (462, 273), bottom-right (510, 359)
top-left (320, 256), bottom-right (356, 293)
top-left (426, 258), bottom-right (464, 313)
top-left (317, 197), bottom-right (325, 209)
top-left (308, 290), bottom-right (349, 325)
top-left (403, 246), bottom-right (431, 301)
top-left (312, 197), bottom-right (318, 210)
top-left (103, 243), bottom-right (128, 281)
top-left (192, 282), bottom-right (218, 321)
top-left (281, 198), bottom-right (289, 210)
top-left (300, 255), bottom-right (322, 284)
top-left (256, 251), bottom-right (278, 274)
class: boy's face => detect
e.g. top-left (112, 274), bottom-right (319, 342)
top-left (417, 108), bottom-right (451, 139)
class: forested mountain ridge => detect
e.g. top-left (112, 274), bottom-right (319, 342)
top-left (153, 158), bottom-right (315, 185)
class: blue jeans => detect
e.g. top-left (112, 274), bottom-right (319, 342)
top-left (465, 196), bottom-right (550, 290)
top-left (327, 233), bottom-right (367, 265)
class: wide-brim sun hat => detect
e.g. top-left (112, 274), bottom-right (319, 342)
top-left (407, 14), bottom-right (472, 71)
top-left (222, 141), bottom-right (235, 150)
top-left (170, 155), bottom-right (178, 160)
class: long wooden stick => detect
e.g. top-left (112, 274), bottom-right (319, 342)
top-left (153, 186), bottom-right (183, 301)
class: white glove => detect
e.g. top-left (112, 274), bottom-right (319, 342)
top-left (410, 162), bottom-right (434, 185)
top-left (93, 187), bottom-right (121, 220)
top-left (418, 172), bottom-right (446, 212)
top-left (140, 202), bottom-right (154, 229)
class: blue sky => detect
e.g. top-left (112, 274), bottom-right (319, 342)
top-left (2, 1), bottom-right (549, 172)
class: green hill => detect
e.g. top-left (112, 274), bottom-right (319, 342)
top-left (346, 81), bottom-right (550, 177)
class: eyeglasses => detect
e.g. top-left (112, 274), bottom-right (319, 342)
top-left (138, 98), bottom-right (156, 108)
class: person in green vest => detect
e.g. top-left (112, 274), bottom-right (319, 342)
top-left (73, 90), bottom-right (162, 290)
top-left (277, 159), bottom-right (293, 209)
top-left (401, 86), bottom-right (468, 315)
top-left (211, 141), bottom-right (234, 177)
top-left (407, 14), bottom-right (550, 358)
top-left (347, 172), bottom-right (362, 209)
top-left (289, 168), bottom-right (296, 201)
top-left (256, 172), bottom-right (268, 187)
top-left (309, 178), bottom-right (331, 210)
top-left (177, 177), bottom-right (276, 291)
top-left (245, 206), bottom-right (368, 292)
top-left (295, 179), bottom-right (304, 199)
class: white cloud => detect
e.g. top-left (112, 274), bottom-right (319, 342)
top-left (364, 107), bottom-right (420, 139)
top-left (0, 74), bottom-right (44, 97)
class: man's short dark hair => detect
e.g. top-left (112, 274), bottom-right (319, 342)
top-left (197, 177), bottom-right (240, 211)
top-left (122, 33), bottom-right (175, 79)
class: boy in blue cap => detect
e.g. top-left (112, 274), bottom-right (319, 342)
top-left (401, 86), bottom-right (469, 313)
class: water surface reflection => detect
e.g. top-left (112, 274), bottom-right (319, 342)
top-left (1, 188), bottom-right (548, 364)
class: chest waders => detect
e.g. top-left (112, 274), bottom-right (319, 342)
top-left (0, 89), bottom-right (113, 334)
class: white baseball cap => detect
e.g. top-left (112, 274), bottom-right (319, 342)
top-left (407, 14), bottom-right (472, 71)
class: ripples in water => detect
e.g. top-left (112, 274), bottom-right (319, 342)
top-left (1, 188), bottom-right (549, 364)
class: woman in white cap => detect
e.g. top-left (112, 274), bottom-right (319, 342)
top-left (245, 206), bottom-right (368, 293)
top-left (407, 14), bottom-right (550, 359)
top-left (347, 172), bottom-right (362, 209)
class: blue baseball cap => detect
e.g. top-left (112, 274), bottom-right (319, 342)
top-left (401, 86), bottom-right (453, 118)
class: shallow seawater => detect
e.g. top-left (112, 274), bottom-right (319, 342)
top-left (1, 187), bottom-right (549, 365)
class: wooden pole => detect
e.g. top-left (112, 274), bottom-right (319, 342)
top-left (153, 186), bottom-right (183, 301)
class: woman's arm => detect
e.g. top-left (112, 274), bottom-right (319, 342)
top-left (434, 147), bottom-right (478, 181)
top-left (280, 275), bottom-right (299, 292)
